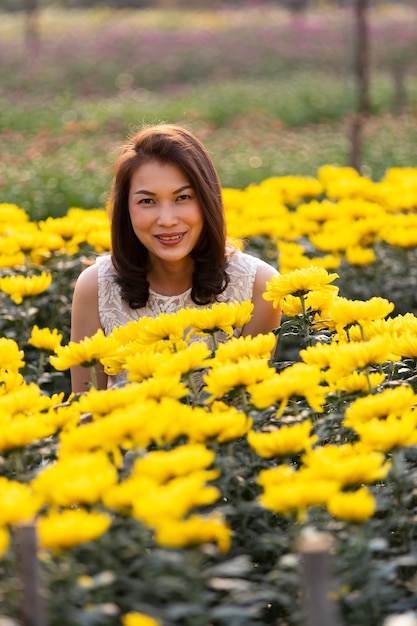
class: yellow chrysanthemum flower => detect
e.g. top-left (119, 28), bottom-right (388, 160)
top-left (203, 358), bottom-right (275, 399)
top-left (102, 338), bottom-right (182, 377)
top-left (393, 330), bottom-right (417, 359)
top-left (326, 486), bottom-right (376, 523)
top-left (50, 329), bottom-right (118, 370)
top-left (390, 312), bottom-right (417, 336)
top-left (31, 451), bottom-right (118, 507)
top-left (318, 165), bottom-right (373, 200)
top-left (124, 349), bottom-right (171, 382)
top-left (326, 370), bottom-right (385, 394)
top-left (247, 421), bottom-right (317, 458)
top-left (121, 612), bottom-right (161, 626)
top-left (126, 341), bottom-right (211, 382)
top-left (186, 403), bottom-right (253, 444)
top-left (213, 332), bottom-right (277, 363)
top-left (86, 229), bottom-right (111, 253)
top-left (42, 403), bottom-right (81, 432)
top-left (0, 252), bottom-right (25, 269)
top-left (0, 382), bottom-right (62, 417)
top-left (58, 402), bottom-right (154, 456)
top-left (29, 231), bottom-right (65, 253)
top-left (263, 266), bottom-right (339, 308)
top-left (340, 318), bottom-right (397, 344)
top-left (309, 224), bottom-right (362, 253)
top-left (280, 289), bottom-right (338, 320)
top-left (142, 399), bottom-right (207, 446)
top-left (345, 245), bottom-right (376, 266)
top-left (280, 250), bottom-right (341, 273)
top-left (327, 296), bottom-right (394, 335)
top-left (132, 374), bottom-right (189, 402)
top-left (248, 362), bottom-right (326, 415)
top-left (257, 464), bottom-right (297, 487)
top-left (132, 471), bottom-right (220, 526)
top-left (28, 325), bottom-right (63, 352)
top-left (0, 271), bottom-right (52, 305)
top-left (0, 414), bottom-right (56, 451)
top-left (0, 203), bottom-right (30, 225)
top-left (0, 369), bottom-right (25, 396)
top-left (116, 312), bottom-right (189, 346)
top-left (133, 444), bottom-right (215, 484)
top-left (326, 335), bottom-right (399, 380)
top-left (0, 477), bottom-right (42, 525)
top-left (258, 174), bottom-right (323, 205)
top-left (0, 526), bottom-right (9, 558)
top-left (259, 469), bottom-right (340, 517)
top-left (380, 222), bottom-right (417, 248)
top-left (354, 411), bottom-right (417, 452)
top-left (37, 508), bottom-right (112, 550)
top-left (186, 301), bottom-right (254, 340)
top-left (103, 475), bottom-right (156, 512)
top-left (0, 337), bottom-right (25, 372)
top-left (75, 383), bottom-right (148, 418)
top-left (300, 341), bottom-right (341, 370)
top-left (344, 386), bottom-right (417, 427)
top-left (338, 197), bottom-right (385, 221)
top-left (155, 513), bottom-right (231, 553)
top-left (0, 239), bottom-right (20, 258)
top-left (293, 198), bottom-right (340, 223)
top-left (301, 443), bottom-right (391, 486)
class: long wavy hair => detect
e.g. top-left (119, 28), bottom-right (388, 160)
top-left (109, 123), bottom-right (229, 308)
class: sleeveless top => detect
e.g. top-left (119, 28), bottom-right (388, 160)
top-left (97, 249), bottom-right (262, 386)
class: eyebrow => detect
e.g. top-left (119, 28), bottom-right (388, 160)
top-left (133, 185), bottom-right (193, 196)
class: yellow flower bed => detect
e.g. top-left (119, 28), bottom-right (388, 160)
top-left (1, 165), bottom-right (417, 624)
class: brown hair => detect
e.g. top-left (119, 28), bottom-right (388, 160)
top-left (110, 123), bottom-right (228, 308)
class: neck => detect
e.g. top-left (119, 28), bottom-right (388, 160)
top-left (147, 259), bottom-right (194, 296)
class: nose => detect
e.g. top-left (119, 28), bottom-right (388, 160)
top-left (156, 202), bottom-right (179, 227)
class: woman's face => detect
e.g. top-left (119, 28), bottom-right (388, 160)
top-left (128, 160), bottom-right (204, 268)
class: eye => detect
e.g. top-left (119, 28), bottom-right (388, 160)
top-left (176, 194), bottom-right (192, 202)
top-left (138, 198), bottom-right (155, 205)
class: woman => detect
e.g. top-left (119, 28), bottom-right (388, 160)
top-left (71, 123), bottom-right (281, 392)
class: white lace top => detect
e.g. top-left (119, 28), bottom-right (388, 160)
top-left (97, 249), bottom-right (262, 385)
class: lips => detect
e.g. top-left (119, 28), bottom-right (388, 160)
top-left (155, 233), bottom-right (186, 244)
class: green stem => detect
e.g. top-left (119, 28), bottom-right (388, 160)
top-left (89, 364), bottom-right (98, 389)
top-left (210, 331), bottom-right (218, 352)
top-left (363, 366), bottom-right (374, 392)
top-left (186, 372), bottom-right (200, 403)
top-left (358, 324), bottom-right (374, 392)
top-left (300, 295), bottom-right (312, 346)
top-left (239, 386), bottom-right (249, 412)
top-left (37, 351), bottom-right (46, 381)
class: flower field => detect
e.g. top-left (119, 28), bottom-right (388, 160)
top-left (1, 5), bottom-right (417, 218)
top-left (1, 164), bottom-right (417, 625)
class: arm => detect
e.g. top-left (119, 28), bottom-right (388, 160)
top-left (241, 260), bottom-right (282, 351)
top-left (70, 263), bottom-right (108, 393)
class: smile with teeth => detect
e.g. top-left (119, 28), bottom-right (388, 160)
top-left (155, 233), bottom-right (185, 243)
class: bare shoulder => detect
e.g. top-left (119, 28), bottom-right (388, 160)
top-left (71, 262), bottom-right (101, 343)
top-left (254, 258), bottom-right (279, 290)
top-left (240, 258), bottom-right (281, 339)
top-left (74, 262), bottom-right (99, 293)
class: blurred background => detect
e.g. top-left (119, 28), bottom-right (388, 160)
top-left (0, 0), bottom-right (416, 219)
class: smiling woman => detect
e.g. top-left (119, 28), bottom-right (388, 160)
top-left (70, 123), bottom-right (281, 393)
top-left (128, 160), bottom-right (204, 295)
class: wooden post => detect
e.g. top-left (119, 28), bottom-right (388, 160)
top-left (23, 0), bottom-right (40, 56)
top-left (350, 0), bottom-right (370, 172)
top-left (15, 523), bottom-right (47, 626)
top-left (299, 533), bottom-right (341, 626)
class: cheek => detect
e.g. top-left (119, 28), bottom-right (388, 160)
top-left (192, 205), bottom-right (205, 229)
top-left (129, 208), bottom-right (149, 230)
